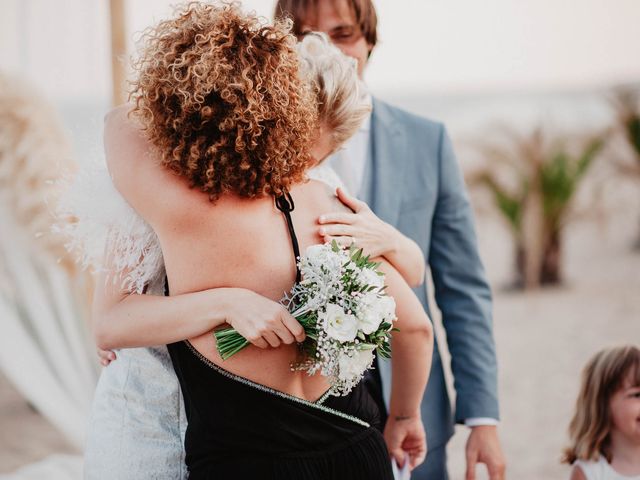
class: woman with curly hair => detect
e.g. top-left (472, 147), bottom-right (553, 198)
top-left (80, 3), bottom-right (433, 479)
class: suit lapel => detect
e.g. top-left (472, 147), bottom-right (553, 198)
top-left (363, 98), bottom-right (407, 227)
top-left (362, 99), bottom-right (409, 410)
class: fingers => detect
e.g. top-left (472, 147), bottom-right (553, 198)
top-left (262, 331), bottom-right (281, 348)
top-left (319, 224), bottom-right (353, 238)
top-left (280, 312), bottom-right (306, 343)
top-left (272, 322), bottom-right (296, 345)
top-left (318, 212), bottom-right (355, 225)
top-left (405, 438), bottom-right (427, 469)
top-left (466, 425), bottom-right (505, 480)
top-left (238, 299), bottom-right (304, 349)
top-left (488, 469), bottom-right (505, 480)
top-left (390, 447), bottom-right (406, 469)
top-left (323, 235), bottom-right (355, 248)
top-left (487, 459), bottom-right (506, 480)
top-left (248, 336), bottom-right (269, 349)
top-left (97, 348), bottom-right (116, 366)
top-left (466, 448), bottom-right (479, 480)
top-left (336, 187), bottom-right (366, 213)
top-left (97, 348), bottom-right (115, 361)
top-left (271, 310), bottom-right (305, 345)
top-left (409, 445), bottom-right (427, 469)
top-left (401, 433), bottom-right (427, 470)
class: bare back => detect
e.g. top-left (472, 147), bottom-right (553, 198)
top-left (105, 106), bottom-right (345, 401)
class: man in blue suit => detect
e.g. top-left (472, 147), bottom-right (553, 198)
top-left (275, 1), bottom-right (506, 479)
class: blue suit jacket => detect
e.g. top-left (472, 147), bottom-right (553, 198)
top-left (361, 98), bottom-right (499, 450)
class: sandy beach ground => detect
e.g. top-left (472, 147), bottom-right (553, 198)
top-left (1, 155), bottom-right (638, 479)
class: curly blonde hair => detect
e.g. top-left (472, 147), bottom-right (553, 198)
top-left (129, 1), bottom-right (317, 201)
top-left (296, 32), bottom-right (371, 152)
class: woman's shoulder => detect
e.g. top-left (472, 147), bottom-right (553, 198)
top-left (104, 103), bottom-right (132, 123)
top-left (104, 103), bottom-right (140, 145)
top-left (102, 104), bottom-right (174, 221)
top-left (291, 179), bottom-right (349, 216)
top-left (103, 104), bottom-right (151, 173)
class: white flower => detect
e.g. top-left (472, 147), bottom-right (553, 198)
top-left (357, 293), bottom-right (385, 334)
top-left (379, 295), bottom-right (397, 323)
top-left (357, 267), bottom-right (385, 290)
top-left (304, 244), bottom-right (329, 263)
top-left (321, 303), bottom-right (358, 342)
top-left (337, 347), bottom-right (375, 381)
top-left (302, 244), bottom-right (343, 279)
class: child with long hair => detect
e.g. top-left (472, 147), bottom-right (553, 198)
top-left (564, 345), bottom-right (640, 479)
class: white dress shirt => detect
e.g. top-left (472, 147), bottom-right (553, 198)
top-left (326, 114), bottom-right (371, 198)
top-left (326, 107), bottom-right (498, 429)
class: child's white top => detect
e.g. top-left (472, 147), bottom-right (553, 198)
top-left (574, 457), bottom-right (640, 480)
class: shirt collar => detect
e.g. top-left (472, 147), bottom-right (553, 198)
top-left (360, 92), bottom-right (372, 133)
top-left (360, 112), bottom-right (372, 133)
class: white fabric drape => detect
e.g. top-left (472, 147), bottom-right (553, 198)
top-left (0, 206), bottom-right (98, 450)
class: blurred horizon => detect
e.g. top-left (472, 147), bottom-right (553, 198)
top-left (2, 0), bottom-right (640, 101)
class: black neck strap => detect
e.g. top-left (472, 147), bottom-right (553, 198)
top-left (275, 191), bottom-right (301, 284)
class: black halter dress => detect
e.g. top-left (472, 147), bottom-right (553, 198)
top-left (166, 193), bottom-right (394, 480)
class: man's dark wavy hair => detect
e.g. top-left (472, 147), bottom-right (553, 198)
top-left (274, 0), bottom-right (378, 50)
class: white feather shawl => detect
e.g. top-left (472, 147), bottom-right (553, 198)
top-left (56, 160), bottom-right (164, 294)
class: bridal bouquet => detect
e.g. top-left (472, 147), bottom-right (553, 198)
top-left (215, 241), bottom-right (397, 395)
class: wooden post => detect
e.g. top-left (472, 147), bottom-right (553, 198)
top-left (109, 0), bottom-right (127, 106)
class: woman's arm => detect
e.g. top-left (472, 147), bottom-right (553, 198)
top-left (93, 255), bottom-right (305, 352)
top-left (318, 188), bottom-right (426, 287)
top-left (377, 259), bottom-right (433, 470)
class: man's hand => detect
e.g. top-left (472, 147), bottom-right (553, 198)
top-left (465, 425), bottom-right (506, 480)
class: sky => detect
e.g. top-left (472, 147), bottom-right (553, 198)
top-left (1, 0), bottom-right (639, 103)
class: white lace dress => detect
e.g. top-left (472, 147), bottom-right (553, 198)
top-left (61, 161), bottom-right (343, 479)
